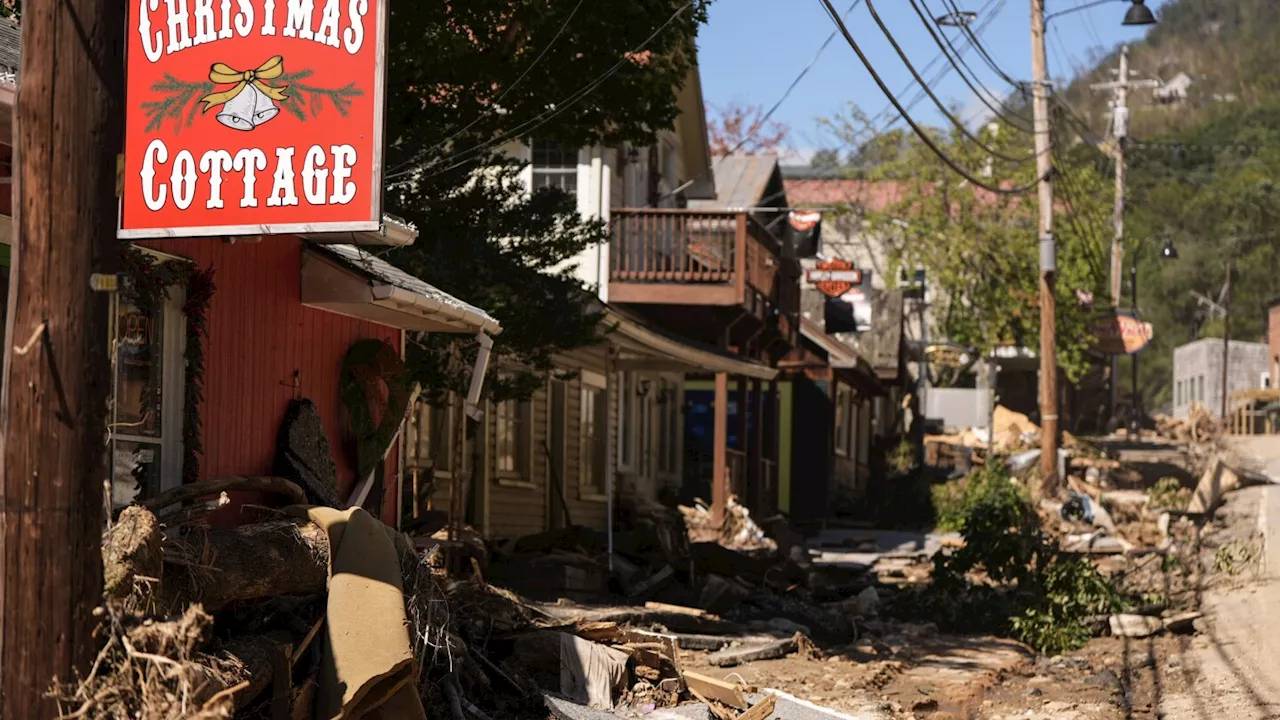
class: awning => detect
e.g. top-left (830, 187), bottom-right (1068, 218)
top-left (298, 213), bottom-right (418, 247)
top-left (800, 318), bottom-right (885, 395)
top-left (607, 306), bottom-right (777, 381)
top-left (303, 243), bottom-right (501, 335)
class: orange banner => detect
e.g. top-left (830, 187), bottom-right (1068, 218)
top-left (1090, 313), bottom-right (1154, 355)
top-left (120, 0), bottom-right (386, 239)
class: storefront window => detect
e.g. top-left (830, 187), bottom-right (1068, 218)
top-left (109, 277), bottom-right (185, 510)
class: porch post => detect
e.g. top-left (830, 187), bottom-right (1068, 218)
top-left (712, 372), bottom-right (729, 527)
top-left (749, 377), bottom-right (763, 515)
top-left (768, 378), bottom-right (780, 515)
top-left (736, 375), bottom-right (748, 504)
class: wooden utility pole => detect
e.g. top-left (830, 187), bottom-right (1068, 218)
top-left (1030, 0), bottom-right (1060, 496)
top-left (1092, 46), bottom-right (1158, 423)
top-left (0, 2), bottom-right (125, 716)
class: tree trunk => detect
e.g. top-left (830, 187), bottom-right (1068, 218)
top-left (0, 0), bottom-right (125, 715)
top-left (163, 520), bottom-right (331, 612)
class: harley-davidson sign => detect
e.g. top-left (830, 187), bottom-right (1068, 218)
top-left (807, 259), bottom-right (862, 298)
top-left (1090, 313), bottom-right (1154, 355)
top-left (119, 0), bottom-right (387, 239)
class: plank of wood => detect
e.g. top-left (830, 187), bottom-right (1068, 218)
top-left (688, 688), bottom-right (737, 720)
top-left (670, 633), bottom-right (737, 651)
top-left (643, 601), bottom-right (714, 619)
top-left (627, 565), bottom-right (675, 598)
top-left (708, 636), bottom-right (799, 668)
top-left (739, 694), bottom-right (778, 720)
top-left (683, 670), bottom-right (748, 711)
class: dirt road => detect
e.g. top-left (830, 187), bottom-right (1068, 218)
top-left (1157, 437), bottom-right (1280, 719)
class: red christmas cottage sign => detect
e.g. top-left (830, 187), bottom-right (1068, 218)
top-left (120, 0), bottom-right (387, 239)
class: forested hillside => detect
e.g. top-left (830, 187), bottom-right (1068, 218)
top-left (1058, 0), bottom-right (1280, 410)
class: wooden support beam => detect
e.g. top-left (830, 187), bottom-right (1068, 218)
top-left (749, 377), bottom-right (763, 515)
top-left (0, 2), bottom-right (125, 716)
top-left (712, 372), bottom-right (728, 527)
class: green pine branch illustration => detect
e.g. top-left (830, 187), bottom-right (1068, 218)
top-left (141, 68), bottom-right (364, 134)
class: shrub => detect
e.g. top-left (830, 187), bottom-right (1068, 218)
top-left (896, 462), bottom-right (1126, 655)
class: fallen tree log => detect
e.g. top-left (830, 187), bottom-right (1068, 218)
top-left (162, 520), bottom-right (329, 612)
top-left (144, 476), bottom-right (307, 511)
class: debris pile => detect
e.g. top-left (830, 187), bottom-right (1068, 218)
top-left (1154, 404), bottom-right (1222, 445)
top-left (679, 496), bottom-right (776, 551)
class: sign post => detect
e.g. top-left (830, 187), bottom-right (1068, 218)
top-left (120, 0), bottom-right (388, 239)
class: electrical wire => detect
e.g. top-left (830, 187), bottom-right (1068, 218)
top-left (940, 0), bottom-right (1024, 90)
top-left (911, 0), bottom-right (1035, 131)
top-left (386, 0), bottom-right (588, 178)
top-left (656, 0), bottom-right (864, 204)
top-left (867, 0), bottom-right (1005, 133)
top-left (862, 0), bottom-right (1035, 164)
top-left (818, 0), bottom-right (1044, 195)
top-left (387, 1), bottom-right (696, 183)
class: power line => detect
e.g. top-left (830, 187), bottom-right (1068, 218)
top-left (387, 1), bottom-right (696, 183)
top-left (939, 0), bottom-right (1024, 90)
top-left (389, 0), bottom-right (589, 177)
top-left (817, 0), bottom-right (1043, 195)
top-left (862, 0), bottom-right (1035, 164)
top-left (658, 0), bottom-right (864, 203)
top-left (869, 0), bottom-right (1005, 133)
top-left (911, 0), bottom-right (1034, 130)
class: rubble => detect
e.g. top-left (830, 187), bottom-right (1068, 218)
top-left (679, 497), bottom-right (776, 551)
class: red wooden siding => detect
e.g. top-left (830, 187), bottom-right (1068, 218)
top-left (140, 236), bottom-right (402, 525)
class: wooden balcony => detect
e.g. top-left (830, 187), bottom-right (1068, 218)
top-left (609, 209), bottom-right (800, 350)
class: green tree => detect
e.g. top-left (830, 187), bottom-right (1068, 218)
top-left (1123, 103), bottom-right (1280, 410)
top-left (819, 104), bottom-right (1111, 383)
top-left (383, 1), bottom-right (710, 401)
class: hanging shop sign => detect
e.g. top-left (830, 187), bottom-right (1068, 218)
top-left (119, 0), bottom-right (388, 239)
top-left (807, 258), bottom-right (863, 298)
top-left (925, 343), bottom-right (973, 369)
top-left (1090, 312), bottom-right (1154, 355)
top-left (787, 210), bottom-right (823, 258)
top-left (822, 266), bottom-right (874, 335)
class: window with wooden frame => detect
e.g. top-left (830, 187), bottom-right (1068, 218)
top-left (531, 140), bottom-right (579, 195)
top-left (834, 385), bottom-right (852, 457)
top-left (406, 394), bottom-right (456, 476)
top-left (638, 379), bottom-right (654, 477)
top-left (495, 396), bottom-right (534, 483)
top-left (108, 266), bottom-right (186, 510)
top-left (580, 376), bottom-right (608, 498)
top-left (618, 372), bottom-right (636, 471)
top-left (656, 378), bottom-right (680, 476)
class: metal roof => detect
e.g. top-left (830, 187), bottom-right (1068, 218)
top-left (689, 155), bottom-right (785, 211)
top-left (0, 20), bottom-right (18, 84)
top-left (309, 243), bottom-right (501, 334)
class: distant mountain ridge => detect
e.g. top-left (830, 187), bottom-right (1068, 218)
top-left (1056, 0), bottom-right (1280, 140)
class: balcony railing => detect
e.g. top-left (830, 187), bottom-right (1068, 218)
top-left (609, 209), bottom-right (793, 311)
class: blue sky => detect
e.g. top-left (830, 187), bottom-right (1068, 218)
top-left (696, 0), bottom-right (1172, 162)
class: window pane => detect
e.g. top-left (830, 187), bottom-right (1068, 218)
top-left (115, 299), bottom-right (163, 437)
top-left (112, 440), bottom-right (161, 510)
top-left (532, 170), bottom-right (578, 194)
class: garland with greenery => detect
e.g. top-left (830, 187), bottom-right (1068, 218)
top-left (120, 245), bottom-right (216, 485)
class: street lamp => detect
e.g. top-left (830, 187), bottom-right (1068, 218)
top-left (1122, 0), bottom-right (1158, 26)
top-left (1128, 234), bottom-right (1178, 433)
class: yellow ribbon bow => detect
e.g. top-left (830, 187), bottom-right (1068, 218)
top-left (199, 55), bottom-right (290, 112)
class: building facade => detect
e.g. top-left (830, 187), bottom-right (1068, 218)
top-left (1172, 338), bottom-right (1270, 419)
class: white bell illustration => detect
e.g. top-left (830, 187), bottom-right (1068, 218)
top-left (215, 84), bottom-right (259, 131)
top-left (251, 83), bottom-right (280, 127)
